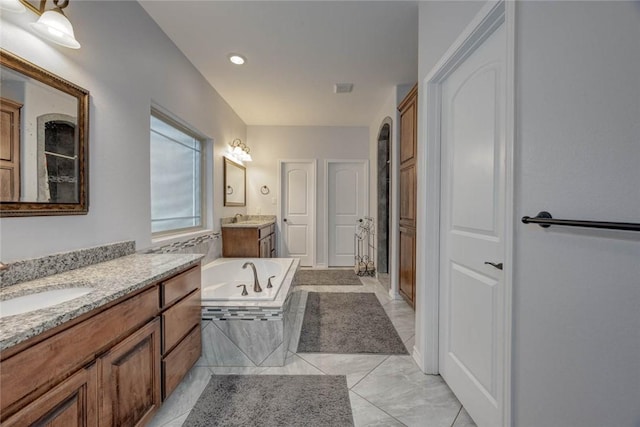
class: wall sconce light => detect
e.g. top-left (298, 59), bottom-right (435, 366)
top-left (29, 0), bottom-right (81, 49)
top-left (228, 138), bottom-right (252, 163)
top-left (0, 0), bottom-right (27, 13)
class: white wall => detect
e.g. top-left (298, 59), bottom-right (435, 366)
top-left (417, 1), bottom-right (640, 426)
top-left (246, 126), bottom-right (369, 266)
top-left (0, 1), bottom-right (246, 262)
top-left (513, 2), bottom-right (640, 426)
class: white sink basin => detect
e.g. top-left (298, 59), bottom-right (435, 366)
top-left (0, 287), bottom-right (94, 318)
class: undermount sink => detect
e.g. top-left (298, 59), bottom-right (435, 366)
top-left (0, 287), bottom-right (94, 319)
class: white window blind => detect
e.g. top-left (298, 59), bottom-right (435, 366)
top-left (150, 111), bottom-right (203, 234)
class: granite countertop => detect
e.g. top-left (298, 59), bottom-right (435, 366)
top-left (221, 215), bottom-right (276, 229)
top-left (0, 253), bottom-right (203, 352)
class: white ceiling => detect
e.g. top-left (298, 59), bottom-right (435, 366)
top-left (139, 1), bottom-right (419, 126)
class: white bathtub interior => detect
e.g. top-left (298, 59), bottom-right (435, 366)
top-left (201, 258), bottom-right (294, 301)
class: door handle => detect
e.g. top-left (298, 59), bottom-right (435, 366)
top-left (484, 261), bottom-right (503, 270)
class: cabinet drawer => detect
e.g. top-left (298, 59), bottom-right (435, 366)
top-left (161, 265), bottom-right (201, 308)
top-left (1, 286), bottom-right (158, 416)
top-left (162, 290), bottom-right (201, 354)
top-left (162, 325), bottom-right (201, 400)
top-left (259, 224), bottom-right (272, 239)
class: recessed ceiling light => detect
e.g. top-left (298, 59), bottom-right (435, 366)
top-left (228, 54), bottom-right (246, 65)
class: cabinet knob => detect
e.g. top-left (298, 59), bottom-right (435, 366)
top-left (283, 218), bottom-right (287, 222)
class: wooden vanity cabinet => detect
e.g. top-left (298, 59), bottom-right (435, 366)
top-left (0, 263), bottom-right (202, 427)
top-left (222, 223), bottom-right (276, 258)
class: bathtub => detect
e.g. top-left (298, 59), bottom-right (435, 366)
top-left (199, 257), bottom-right (301, 367)
top-left (201, 258), bottom-right (295, 302)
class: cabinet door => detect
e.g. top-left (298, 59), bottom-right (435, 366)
top-left (399, 164), bottom-right (416, 227)
top-left (259, 237), bottom-right (270, 258)
top-left (99, 319), bottom-right (161, 427)
top-left (398, 86), bottom-right (417, 165)
top-left (270, 233), bottom-right (276, 258)
top-left (3, 364), bottom-right (97, 427)
top-left (399, 226), bottom-right (416, 308)
top-left (222, 228), bottom-right (260, 257)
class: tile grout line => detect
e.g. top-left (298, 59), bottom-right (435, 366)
top-left (348, 354), bottom-right (391, 390)
top-left (209, 321), bottom-right (260, 369)
top-left (350, 388), bottom-right (409, 427)
top-left (450, 405), bottom-right (463, 427)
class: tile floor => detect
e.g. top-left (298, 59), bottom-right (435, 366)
top-left (149, 275), bottom-right (476, 427)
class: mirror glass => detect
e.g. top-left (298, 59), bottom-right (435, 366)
top-left (0, 49), bottom-right (89, 216)
top-left (223, 157), bottom-right (246, 207)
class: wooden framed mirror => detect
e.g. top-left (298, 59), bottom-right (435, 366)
top-left (223, 157), bottom-right (246, 207)
top-left (0, 49), bottom-right (89, 217)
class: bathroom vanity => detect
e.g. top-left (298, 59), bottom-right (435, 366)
top-left (221, 215), bottom-right (276, 258)
top-left (0, 252), bottom-right (202, 427)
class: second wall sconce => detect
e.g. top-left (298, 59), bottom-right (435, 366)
top-left (228, 138), bottom-right (252, 163)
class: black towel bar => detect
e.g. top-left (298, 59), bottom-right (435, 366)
top-left (521, 211), bottom-right (640, 232)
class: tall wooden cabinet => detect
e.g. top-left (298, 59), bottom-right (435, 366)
top-left (398, 84), bottom-right (418, 308)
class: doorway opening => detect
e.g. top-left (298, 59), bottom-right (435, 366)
top-left (376, 118), bottom-right (392, 279)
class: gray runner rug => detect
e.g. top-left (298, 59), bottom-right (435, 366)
top-left (297, 292), bottom-right (409, 354)
top-left (294, 269), bottom-right (362, 286)
top-left (183, 375), bottom-right (354, 427)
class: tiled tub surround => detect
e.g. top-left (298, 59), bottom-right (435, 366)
top-left (0, 240), bottom-right (136, 288)
top-left (198, 257), bottom-right (301, 367)
top-left (0, 253), bottom-right (203, 351)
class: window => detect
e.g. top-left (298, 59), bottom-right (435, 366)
top-left (150, 109), bottom-right (204, 235)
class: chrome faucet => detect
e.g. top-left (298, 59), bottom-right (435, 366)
top-left (242, 262), bottom-right (262, 293)
top-left (234, 213), bottom-right (244, 223)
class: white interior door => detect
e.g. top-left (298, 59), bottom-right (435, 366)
top-left (327, 161), bottom-right (367, 267)
top-left (280, 161), bottom-right (315, 266)
top-left (439, 23), bottom-right (507, 427)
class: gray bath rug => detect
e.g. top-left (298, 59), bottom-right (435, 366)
top-left (183, 375), bottom-right (354, 427)
top-left (297, 292), bottom-right (409, 354)
top-left (294, 269), bottom-right (362, 286)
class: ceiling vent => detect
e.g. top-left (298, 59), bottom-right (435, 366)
top-left (334, 83), bottom-right (354, 94)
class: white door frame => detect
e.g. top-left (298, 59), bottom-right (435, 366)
top-left (278, 159), bottom-right (317, 267)
top-left (323, 159), bottom-right (370, 268)
top-left (415, 1), bottom-right (515, 425)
